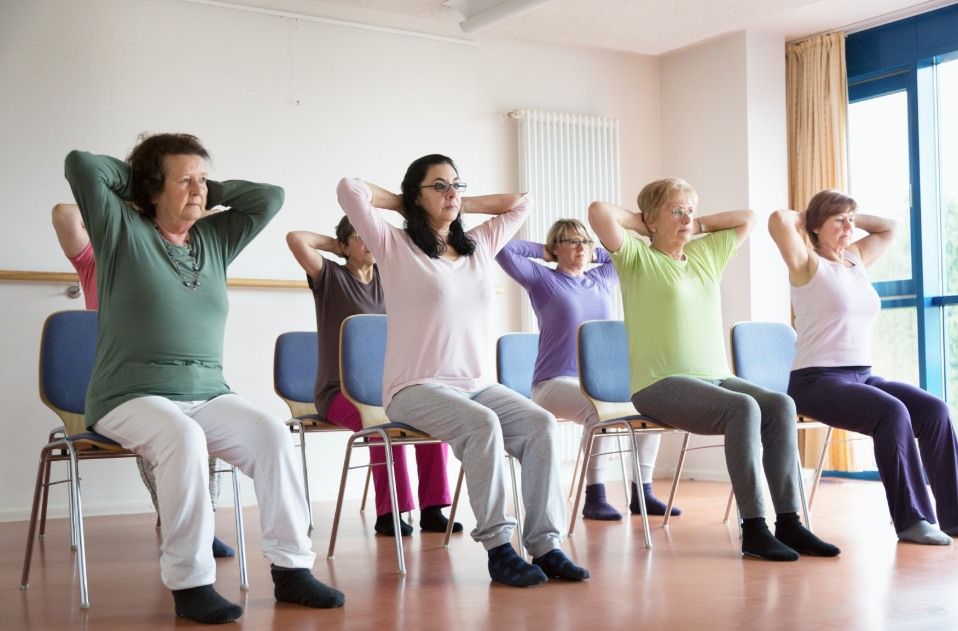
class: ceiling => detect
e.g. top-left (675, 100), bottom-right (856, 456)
top-left (204, 0), bottom-right (955, 55)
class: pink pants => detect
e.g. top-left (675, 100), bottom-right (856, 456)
top-left (326, 393), bottom-right (452, 516)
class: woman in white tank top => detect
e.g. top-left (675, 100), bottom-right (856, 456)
top-left (769, 190), bottom-right (958, 546)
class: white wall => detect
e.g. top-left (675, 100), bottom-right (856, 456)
top-left (0, 0), bottom-right (659, 520)
top-left (654, 31), bottom-right (792, 481)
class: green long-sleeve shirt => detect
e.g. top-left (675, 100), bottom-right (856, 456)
top-left (64, 150), bottom-right (283, 426)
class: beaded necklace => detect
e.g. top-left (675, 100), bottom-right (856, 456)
top-left (154, 223), bottom-right (201, 290)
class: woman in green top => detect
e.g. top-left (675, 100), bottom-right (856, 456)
top-left (588, 177), bottom-right (840, 562)
top-left (65, 133), bottom-right (343, 624)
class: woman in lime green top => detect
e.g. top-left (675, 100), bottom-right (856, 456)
top-left (588, 177), bottom-right (840, 562)
top-left (64, 133), bottom-right (343, 624)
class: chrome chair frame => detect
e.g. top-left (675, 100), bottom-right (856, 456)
top-left (274, 331), bottom-right (371, 534)
top-left (20, 310), bottom-right (248, 609)
top-left (567, 320), bottom-right (689, 547)
top-left (327, 314), bottom-right (523, 574)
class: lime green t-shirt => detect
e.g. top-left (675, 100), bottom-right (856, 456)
top-left (65, 151), bottom-right (283, 426)
top-left (611, 230), bottom-right (737, 395)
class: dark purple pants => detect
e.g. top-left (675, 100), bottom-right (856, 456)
top-left (788, 366), bottom-right (958, 532)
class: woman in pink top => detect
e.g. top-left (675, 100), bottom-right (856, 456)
top-left (337, 154), bottom-right (588, 587)
top-left (770, 190), bottom-right (958, 545)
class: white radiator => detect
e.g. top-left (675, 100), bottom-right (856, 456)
top-left (511, 109), bottom-right (622, 463)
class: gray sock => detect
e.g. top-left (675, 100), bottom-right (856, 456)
top-left (897, 520), bottom-right (952, 545)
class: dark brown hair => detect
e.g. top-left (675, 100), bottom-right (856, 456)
top-left (804, 190), bottom-right (857, 247)
top-left (127, 133), bottom-right (210, 218)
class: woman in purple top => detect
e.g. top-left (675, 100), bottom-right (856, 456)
top-left (770, 190), bottom-right (958, 545)
top-left (496, 219), bottom-right (680, 520)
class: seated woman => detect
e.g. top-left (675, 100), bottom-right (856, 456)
top-left (65, 133), bottom-right (343, 624)
top-left (495, 219), bottom-right (679, 520)
top-left (589, 178), bottom-right (840, 561)
top-left (337, 154), bottom-right (588, 586)
top-left (770, 190), bottom-right (958, 545)
top-left (52, 202), bottom-right (234, 559)
top-left (287, 217), bottom-right (460, 537)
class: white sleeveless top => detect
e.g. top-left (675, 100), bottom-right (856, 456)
top-left (791, 250), bottom-right (881, 370)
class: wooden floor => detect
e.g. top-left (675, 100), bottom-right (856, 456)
top-left (4, 478), bottom-right (958, 630)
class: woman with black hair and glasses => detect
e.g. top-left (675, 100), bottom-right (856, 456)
top-left (496, 218), bottom-right (680, 522)
top-left (337, 154), bottom-right (589, 587)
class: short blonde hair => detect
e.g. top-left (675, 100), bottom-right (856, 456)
top-left (637, 178), bottom-right (698, 224)
top-left (545, 218), bottom-right (592, 258)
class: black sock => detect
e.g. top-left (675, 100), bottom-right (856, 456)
top-left (487, 543), bottom-right (548, 587)
top-left (374, 512), bottom-right (413, 537)
top-left (531, 549), bottom-right (590, 580)
top-left (774, 513), bottom-right (841, 557)
top-left (741, 517), bottom-right (799, 561)
top-left (212, 536), bottom-right (235, 558)
top-left (420, 505), bottom-right (463, 533)
top-left (582, 484), bottom-right (622, 520)
top-left (172, 584), bottom-right (242, 624)
top-left (630, 482), bottom-right (682, 516)
top-left (271, 566), bottom-right (345, 609)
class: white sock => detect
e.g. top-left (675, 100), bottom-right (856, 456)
top-left (897, 520), bottom-right (952, 545)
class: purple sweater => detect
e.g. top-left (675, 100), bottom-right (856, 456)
top-left (496, 239), bottom-right (618, 385)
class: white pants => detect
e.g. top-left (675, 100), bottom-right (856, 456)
top-left (94, 394), bottom-right (315, 589)
top-left (531, 377), bottom-right (660, 485)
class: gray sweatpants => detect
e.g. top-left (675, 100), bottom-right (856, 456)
top-left (631, 376), bottom-right (800, 519)
top-left (387, 383), bottom-right (565, 557)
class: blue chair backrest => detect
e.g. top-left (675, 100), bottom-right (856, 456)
top-left (497, 333), bottom-right (539, 398)
top-left (274, 331), bottom-right (319, 403)
top-left (340, 314), bottom-right (386, 407)
top-left (40, 310), bottom-right (98, 414)
top-left (730, 321), bottom-right (797, 394)
top-left (578, 320), bottom-right (631, 403)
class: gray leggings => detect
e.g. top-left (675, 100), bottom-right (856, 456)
top-left (631, 376), bottom-right (800, 519)
top-left (387, 383), bottom-right (565, 557)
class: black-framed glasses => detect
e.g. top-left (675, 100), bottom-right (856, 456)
top-left (420, 181), bottom-right (468, 193)
top-left (558, 238), bottom-right (594, 247)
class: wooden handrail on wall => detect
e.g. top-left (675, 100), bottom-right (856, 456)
top-left (0, 269), bottom-right (307, 290)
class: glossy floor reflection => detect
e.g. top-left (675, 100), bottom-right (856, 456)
top-left (4, 478), bottom-right (957, 630)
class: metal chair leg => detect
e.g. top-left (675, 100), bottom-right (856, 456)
top-left (796, 453), bottom-right (812, 531)
top-left (663, 432), bottom-right (691, 528)
top-left (808, 426), bottom-right (833, 509)
top-left (376, 430), bottom-right (406, 575)
top-left (39, 454), bottom-right (54, 538)
top-left (568, 430), bottom-right (585, 501)
top-left (507, 455), bottom-right (523, 557)
top-left (327, 436), bottom-right (358, 560)
top-left (723, 489), bottom-right (736, 524)
top-left (360, 467), bottom-right (372, 513)
top-left (568, 428), bottom-right (597, 536)
top-left (627, 428), bottom-right (652, 549)
top-left (616, 434), bottom-right (631, 508)
top-left (295, 423), bottom-right (314, 535)
top-left (66, 444), bottom-right (90, 609)
top-left (230, 466), bottom-right (249, 590)
top-left (21, 445), bottom-right (53, 591)
top-left (443, 468), bottom-right (465, 548)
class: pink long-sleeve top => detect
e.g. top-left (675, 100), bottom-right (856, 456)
top-left (337, 177), bottom-right (529, 408)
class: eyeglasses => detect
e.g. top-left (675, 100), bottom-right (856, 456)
top-left (667, 206), bottom-right (695, 218)
top-left (558, 238), bottom-right (594, 247)
top-left (420, 181), bottom-right (468, 193)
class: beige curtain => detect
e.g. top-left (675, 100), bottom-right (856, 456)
top-left (786, 32), bottom-right (861, 471)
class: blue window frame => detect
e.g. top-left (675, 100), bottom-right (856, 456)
top-left (847, 4), bottom-right (958, 400)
